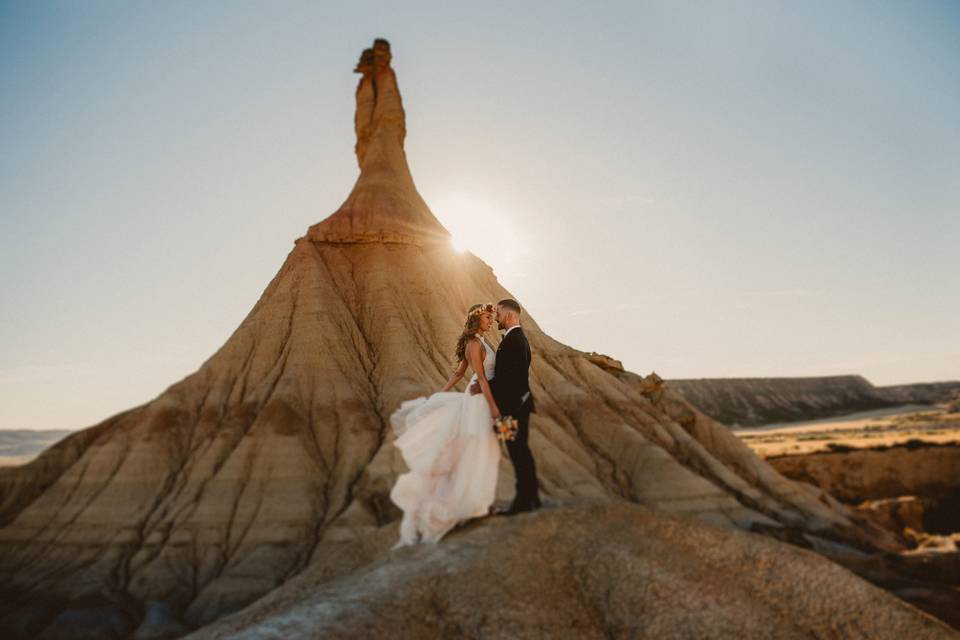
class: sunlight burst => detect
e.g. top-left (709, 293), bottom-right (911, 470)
top-left (434, 195), bottom-right (531, 278)
top-left (450, 236), bottom-right (468, 253)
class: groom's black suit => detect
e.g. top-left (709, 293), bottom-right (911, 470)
top-left (489, 326), bottom-right (541, 510)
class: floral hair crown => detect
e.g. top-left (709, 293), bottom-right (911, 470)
top-left (468, 303), bottom-right (494, 318)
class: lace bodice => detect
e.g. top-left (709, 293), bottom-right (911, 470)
top-left (466, 334), bottom-right (496, 385)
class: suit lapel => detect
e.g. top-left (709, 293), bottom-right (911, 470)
top-left (500, 327), bottom-right (522, 346)
top-left (497, 329), bottom-right (512, 353)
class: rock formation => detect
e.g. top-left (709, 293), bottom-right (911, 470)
top-left (768, 441), bottom-right (960, 504)
top-left (669, 375), bottom-right (900, 426)
top-left (669, 376), bottom-right (960, 427)
top-left (0, 39), bottom-right (943, 638)
top-left (878, 381), bottom-right (960, 406)
top-left (184, 500), bottom-right (951, 640)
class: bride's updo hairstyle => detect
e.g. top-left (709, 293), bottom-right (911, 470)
top-left (455, 303), bottom-right (494, 362)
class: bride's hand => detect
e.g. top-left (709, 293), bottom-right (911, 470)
top-left (490, 406), bottom-right (501, 421)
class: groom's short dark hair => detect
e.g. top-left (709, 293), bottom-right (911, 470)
top-left (498, 298), bottom-right (521, 314)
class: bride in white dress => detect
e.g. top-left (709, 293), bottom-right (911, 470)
top-left (389, 303), bottom-right (502, 547)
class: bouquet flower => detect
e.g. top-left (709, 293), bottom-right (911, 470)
top-left (493, 416), bottom-right (519, 442)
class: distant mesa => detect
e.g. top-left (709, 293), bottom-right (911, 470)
top-left (0, 39), bottom-right (951, 639)
top-left (0, 430), bottom-right (74, 468)
top-left (669, 375), bottom-right (960, 427)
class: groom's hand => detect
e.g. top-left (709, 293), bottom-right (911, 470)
top-left (469, 381), bottom-right (481, 395)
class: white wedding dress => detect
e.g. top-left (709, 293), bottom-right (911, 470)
top-left (389, 333), bottom-right (500, 547)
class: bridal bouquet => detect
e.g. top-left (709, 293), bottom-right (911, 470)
top-left (493, 416), bottom-right (519, 442)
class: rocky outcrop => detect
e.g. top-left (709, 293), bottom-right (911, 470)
top-left (307, 38), bottom-right (441, 247)
top-left (184, 500), bottom-right (952, 640)
top-left (669, 377), bottom-right (960, 428)
top-left (878, 382), bottom-right (960, 406)
top-left (759, 430), bottom-right (960, 627)
top-left (583, 351), bottom-right (624, 374)
top-left (768, 442), bottom-right (960, 503)
top-left (0, 39), bottom-right (928, 638)
top-left (859, 496), bottom-right (926, 533)
top-left (668, 375), bottom-right (900, 426)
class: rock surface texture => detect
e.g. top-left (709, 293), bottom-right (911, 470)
top-left (184, 500), bottom-right (953, 640)
top-left (0, 40), bottom-right (945, 638)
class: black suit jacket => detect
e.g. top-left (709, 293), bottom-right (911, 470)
top-left (489, 327), bottom-right (535, 417)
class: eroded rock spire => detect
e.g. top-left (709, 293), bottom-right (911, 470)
top-left (306, 38), bottom-right (447, 246)
top-left (353, 38), bottom-right (405, 168)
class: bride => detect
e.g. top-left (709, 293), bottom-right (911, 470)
top-left (388, 303), bottom-right (502, 547)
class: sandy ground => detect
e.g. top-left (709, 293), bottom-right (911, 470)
top-left (736, 404), bottom-right (960, 457)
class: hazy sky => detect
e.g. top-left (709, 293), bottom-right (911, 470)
top-left (2, 1), bottom-right (958, 430)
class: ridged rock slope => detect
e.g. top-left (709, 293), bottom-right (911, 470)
top-left (0, 39), bottom-right (922, 638)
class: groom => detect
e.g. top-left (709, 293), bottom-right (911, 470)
top-left (471, 298), bottom-right (541, 515)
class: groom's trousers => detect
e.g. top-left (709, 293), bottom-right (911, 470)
top-left (505, 406), bottom-right (540, 508)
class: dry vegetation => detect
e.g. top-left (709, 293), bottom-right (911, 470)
top-left (737, 405), bottom-right (960, 458)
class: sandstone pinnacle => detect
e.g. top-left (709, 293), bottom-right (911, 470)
top-left (307, 37), bottom-right (447, 247)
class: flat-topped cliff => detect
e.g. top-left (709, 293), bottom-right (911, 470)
top-left (667, 375), bottom-right (898, 426)
top-left (667, 376), bottom-right (960, 427)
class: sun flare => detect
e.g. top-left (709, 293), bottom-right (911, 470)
top-left (435, 195), bottom-right (531, 276)
top-left (450, 237), bottom-right (468, 253)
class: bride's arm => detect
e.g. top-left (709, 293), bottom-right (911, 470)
top-left (466, 339), bottom-right (500, 419)
top-left (440, 359), bottom-right (468, 392)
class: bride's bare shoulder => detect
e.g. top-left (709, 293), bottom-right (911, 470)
top-left (465, 337), bottom-right (484, 357)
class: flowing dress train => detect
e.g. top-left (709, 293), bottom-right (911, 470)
top-left (389, 335), bottom-right (500, 546)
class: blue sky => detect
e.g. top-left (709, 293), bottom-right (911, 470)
top-left (2, 1), bottom-right (958, 430)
